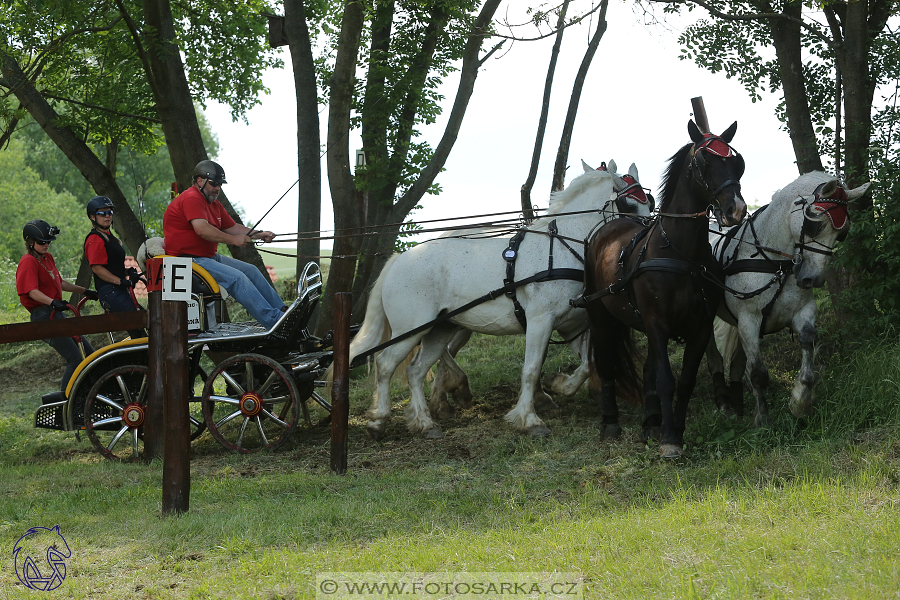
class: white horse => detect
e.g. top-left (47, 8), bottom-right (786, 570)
top-left (350, 165), bottom-right (649, 438)
top-left (706, 171), bottom-right (871, 426)
top-left (427, 160), bottom-right (654, 418)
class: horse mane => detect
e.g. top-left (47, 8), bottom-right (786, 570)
top-left (545, 169), bottom-right (612, 216)
top-left (657, 142), bottom-right (693, 212)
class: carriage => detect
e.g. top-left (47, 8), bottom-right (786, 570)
top-left (32, 261), bottom-right (334, 460)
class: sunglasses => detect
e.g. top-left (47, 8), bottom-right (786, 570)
top-left (205, 180), bottom-right (222, 189)
top-left (34, 240), bottom-right (51, 246)
top-left (94, 210), bottom-right (114, 216)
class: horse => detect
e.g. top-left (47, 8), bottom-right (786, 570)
top-left (348, 164), bottom-right (650, 439)
top-left (579, 120), bottom-right (747, 458)
top-left (705, 171), bottom-right (871, 426)
top-left (427, 160), bottom-right (655, 419)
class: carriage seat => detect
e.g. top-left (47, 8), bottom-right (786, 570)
top-left (137, 237), bottom-right (226, 331)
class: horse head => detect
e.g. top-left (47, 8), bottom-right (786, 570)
top-left (579, 159), bottom-right (653, 218)
top-left (790, 178), bottom-right (871, 288)
top-left (687, 120), bottom-right (747, 227)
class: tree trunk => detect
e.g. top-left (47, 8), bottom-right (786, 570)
top-left (521, 1), bottom-right (569, 215)
top-left (551, 0), bottom-right (608, 192)
top-left (767, 1), bottom-right (823, 175)
top-left (349, 0), bottom-right (503, 318)
top-left (316, 0), bottom-right (366, 336)
top-left (137, 0), bottom-right (271, 280)
top-left (284, 0), bottom-right (322, 282)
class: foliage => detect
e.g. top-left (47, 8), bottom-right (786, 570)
top-left (0, 140), bottom-right (84, 276)
top-left (827, 109), bottom-right (900, 328)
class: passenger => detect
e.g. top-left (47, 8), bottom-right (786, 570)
top-left (163, 160), bottom-right (286, 328)
top-left (16, 220), bottom-right (97, 391)
top-left (83, 196), bottom-right (147, 339)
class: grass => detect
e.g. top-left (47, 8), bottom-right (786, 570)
top-left (2, 299), bottom-right (900, 598)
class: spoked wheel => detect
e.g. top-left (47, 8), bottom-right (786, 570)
top-left (188, 367), bottom-right (209, 441)
top-left (84, 365), bottom-right (149, 461)
top-left (202, 354), bottom-right (301, 453)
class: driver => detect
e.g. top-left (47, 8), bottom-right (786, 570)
top-left (162, 160), bottom-right (286, 328)
top-left (16, 220), bottom-right (97, 391)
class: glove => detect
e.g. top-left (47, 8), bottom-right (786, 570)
top-left (50, 299), bottom-right (70, 313)
top-left (83, 289), bottom-right (99, 300)
top-left (120, 277), bottom-right (134, 289)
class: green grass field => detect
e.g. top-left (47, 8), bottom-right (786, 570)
top-left (1, 295), bottom-right (900, 598)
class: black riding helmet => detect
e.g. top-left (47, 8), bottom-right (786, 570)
top-left (86, 195), bottom-right (114, 216)
top-left (23, 219), bottom-right (59, 243)
top-left (193, 160), bottom-right (227, 185)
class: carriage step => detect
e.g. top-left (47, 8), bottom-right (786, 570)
top-left (34, 400), bottom-right (67, 431)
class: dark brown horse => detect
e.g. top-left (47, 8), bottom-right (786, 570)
top-left (579, 120), bottom-right (747, 457)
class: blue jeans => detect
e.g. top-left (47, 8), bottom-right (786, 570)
top-left (193, 254), bottom-right (285, 328)
top-left (31, 305), bottom-right (96, 391)
top-left (99, 285), bottom-right (147, 339)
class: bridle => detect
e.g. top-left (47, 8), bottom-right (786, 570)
top-left (689, 134), bottom-right (744, 223)
top-left (789, 182), bottom-right (850, 274)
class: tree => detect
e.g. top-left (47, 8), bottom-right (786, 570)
top-left (0, 0), bottom-right (278, 274)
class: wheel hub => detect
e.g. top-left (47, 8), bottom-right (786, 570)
top-left (239, 391), bottom-right (265, 417)
top-left (122, 403), bottom-right (145, 428)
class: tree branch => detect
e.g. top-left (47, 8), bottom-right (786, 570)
top-left (40, 91), bottom-right (162, 123)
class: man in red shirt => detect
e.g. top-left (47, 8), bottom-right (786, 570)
top-left (163, 160), bottom-right (286, 328)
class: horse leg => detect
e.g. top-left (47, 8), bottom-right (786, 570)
top-left (641, 344), bottom-right (662, 443)
top-left (728, 342), bottom-right (747, 417)
top-left (544, 330), bottom-right (590, 397)
top-left (789, 304), bottom-right (818, 418)
top-left (705, 330), bottom-right (731, 413)
top-left (505, 320), bottom-right (554, 437)
top-left (366, 338), bottom-right (423, 439)
top-left (429, 328), bottom-right (473, 418)
top-left (405, 326), bottom-right (460, 438)
top-left (646, 330), bottom-right (677, 454)
top-left (667, 325), bottom-right (713, 457)
top-left (736, 316), bottom-right (770, 427)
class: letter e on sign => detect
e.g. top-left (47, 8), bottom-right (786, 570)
top-left (162, 257), bottom-right (193, 301)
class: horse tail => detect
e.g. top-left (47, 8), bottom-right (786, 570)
top-left (324, 255), bottom-right (398, 384)
top-left (587, 303), bottom-right (642, 405)
top-left (584, 240), bottom-right (642, 405)
top-left (714, 318), bottom-right (739, 373)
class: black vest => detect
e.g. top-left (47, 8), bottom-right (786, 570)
top-left (85, 229), bottom-right (127, 290)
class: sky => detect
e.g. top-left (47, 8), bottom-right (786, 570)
top-left (204, 2), bottom-right (800, 255)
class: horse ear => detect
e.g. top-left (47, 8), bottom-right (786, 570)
top-left (628, 163), bottom-right (639, 181)
top-left (611, 172), bottom-right (626, 191)
top-left (820, 180), bottom-right (839, 198)
top-left (688, 119), bottom-right (703, 143)
top-left (720, 121), bottom-right (738, 143)
top-left (608, 159), bottom-right (618, 174)
top-left (846, 181), bottom-right (871, 203)
top-left (581, 159), bottom-right (593, 173)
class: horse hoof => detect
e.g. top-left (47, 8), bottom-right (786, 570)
top-left (365, 425), bottom-right (385, 441)
top-left (527, 425), bottom-right (552, 438)
top-left (429, 400), bottom-right (455, 421)
top-left (600, 424), bottom-right (622, 440)
top-left (659, 444), bottom-right (683, 458)
top-left (641, 426), bottom-right (661, 442)
top-left (424, 426), bottom-right (444, 439)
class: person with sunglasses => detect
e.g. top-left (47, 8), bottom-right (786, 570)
top-left (16, 219), bottom-right (97, 391)
top-left (83, 196), bottom-right (147, 339)
top-left (163, 160), bottom-right (286, 328)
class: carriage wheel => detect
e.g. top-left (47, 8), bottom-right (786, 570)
top-left (202, 354), bottom-right (301, 453)
top-left (84, 365), bottom-right (149, 461)
top-left (188, 367), bottom-right (209, 441)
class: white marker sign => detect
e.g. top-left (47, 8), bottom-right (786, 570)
top-left (161, 257), bottom-right (193, 302)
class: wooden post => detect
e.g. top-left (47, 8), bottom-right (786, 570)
top-left (330, 292), bottom-right (352, 475)
top-left (145, 288), bottom-right (165, 459)
top-left (691, 96), bottom-right (710, 133)
top-left (161, 299), bottom-right (190, 514)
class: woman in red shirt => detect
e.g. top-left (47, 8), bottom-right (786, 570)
top-left (16, 219), bottom-right (98, 391)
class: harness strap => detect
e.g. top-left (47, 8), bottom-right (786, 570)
top-left (350, 267), bottom-right (584, 368)
top-left (504, 228), bottom-right (529, 329)
top-left (571, 258), bottom-right (700, 308)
